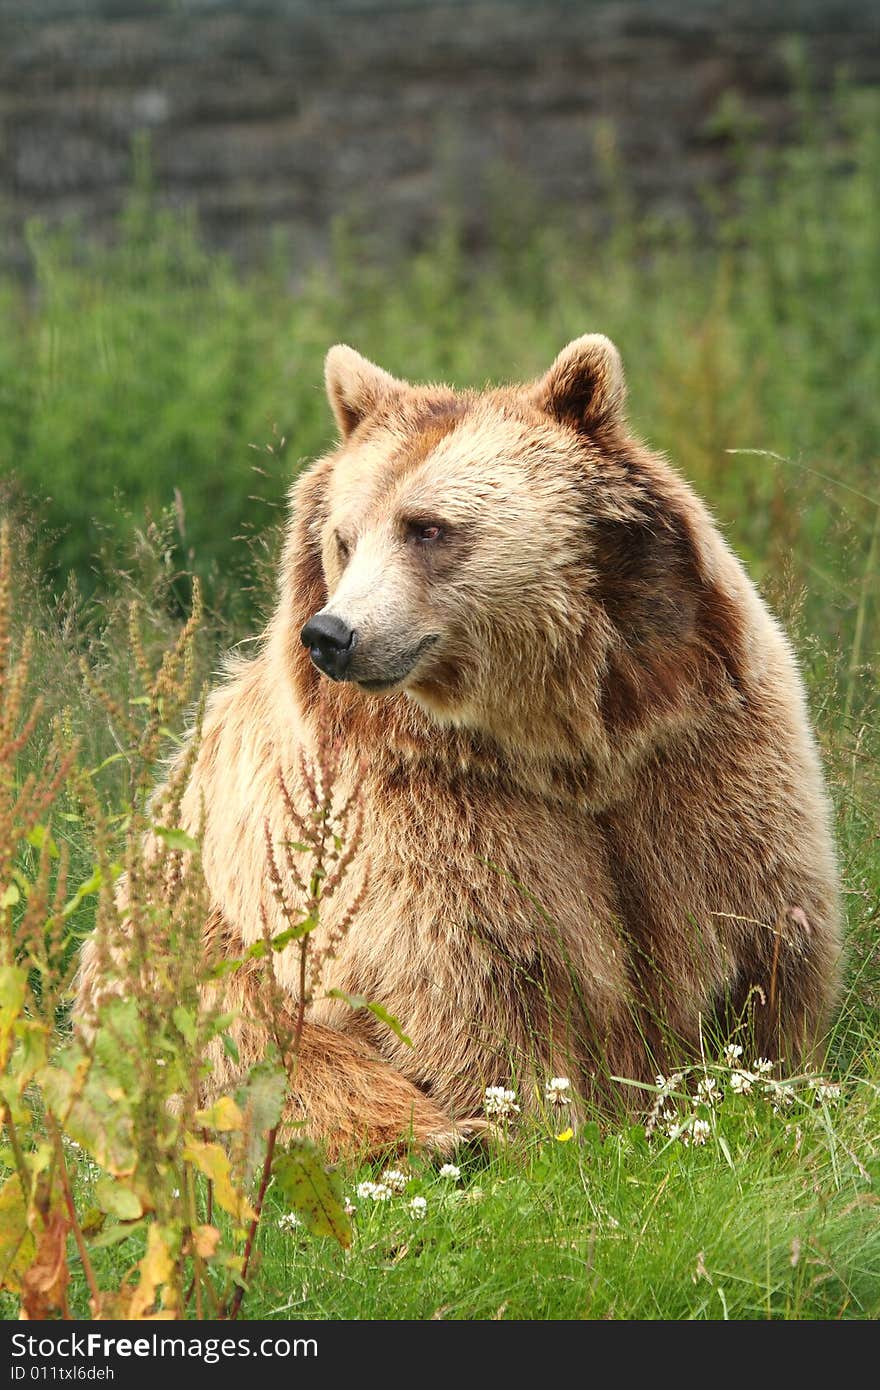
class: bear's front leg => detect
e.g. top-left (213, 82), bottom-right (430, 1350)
top-left (201, 983), bottom-right (486, 1164)
top-left (285, 1020), bottom-right (487, 1162)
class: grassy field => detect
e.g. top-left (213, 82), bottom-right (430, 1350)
top-left (1, 84), bottom-right (878, 1320)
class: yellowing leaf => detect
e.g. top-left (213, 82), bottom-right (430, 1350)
top-left (0, 883), bottom-right (20, 909)
top-left (272, 1140), bottom-right (352, 1248)
top-left (0, 1174), bottom-right (35, 1295)
top-left (192, 1224), bottom-right (220, 1259)
top-left (195, 1096), bottom-right (243, 1133)
top-left (0, 967), bottom-right (27, 1069)
top-left (182, 1138), bottom-right (256, 1224)
top-left (128, 1224), bottom-right (175, 1320)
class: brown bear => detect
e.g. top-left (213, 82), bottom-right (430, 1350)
top-left (76, 334), bottom-right (843, 1157)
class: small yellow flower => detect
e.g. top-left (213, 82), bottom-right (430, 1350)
top-left (556, 1128), bottom-right (574, 1142)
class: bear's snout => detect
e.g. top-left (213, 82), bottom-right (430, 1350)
top-left (301, 611), bottom-right (357, 680)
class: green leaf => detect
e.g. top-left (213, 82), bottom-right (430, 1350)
top-left (270, 912), bottom-right (318, 950)
top-left (273, 1140), bottom-right (352, 1248)
top-left (26, 825), bottom-right (59, 858)
top-left (153, 826), bottom-right (198, 854)
top-left (87, 1220), bottom-right (147, 1251)
top-left (61, 868), bottom-right (103, 920)
top-left (235, 1064), bottom-right (287, 1179)
top-left (327, 989), bottom-right (413, 1047)
top-left (79, 1208), bottom-right (106, 1238)
top-left (94, 1177), bottom-right (144, 1221)
top-left (207, 958), bottom-right (243, 980)
top-left (172, 1006), bottom-right (197, 1045)
top-left (243, 912), bottom-right (318, 959)
top-left (86, 751), bottom-right (127, 778)
top-left (221, 1033), bottom-right (240, 1065)
top-left (42, 1046), bottom-right (138, 1177)
top-left (11, 1021), bottom-right (48, 1093)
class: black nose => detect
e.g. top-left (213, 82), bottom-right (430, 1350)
top-left (300, 612), bottom-right (356, 680)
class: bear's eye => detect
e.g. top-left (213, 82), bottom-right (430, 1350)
top-left (407, 520), bottom-right (446, 545)
top-left (336, 532), bottom-right (351, 562)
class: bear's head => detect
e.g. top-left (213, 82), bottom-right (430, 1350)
top-left (281, 337), bottom-right (747, 770)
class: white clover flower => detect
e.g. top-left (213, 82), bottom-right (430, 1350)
top-left (723, 1044), bottom-right (743, 1065)
top-left (729, 1070), bottom-right (753, 1095)
top-left (380, 1168), bottom-right (409, 1193)
top-left (544, 1077), bottom-right (572, 1105)
top-left (171, 1187), bottom-right (181, 1199)
top-left (768, 1080), bottom-right (797, 1112)
top-left (484, 1086), bottom-right (521, 1119)
top-left (810, 1078), bottom-right (841, 1102)
top-left (438, 1164), bottom-right (461, 1181)
top-left (408, 1196), bottom-right (427, 1220)
top-left (656, 1072), bottom-right (684, 1098)
top-left (753, 1057), bottom-right (774, 1076)
top-left (690, 1118), bottom-right (711, 1145)
top-left (694, 1076), bottom-right (720, 1107)
top-left (356, 1180), bottom-right (393, 1202)
top-left (343, 1198), bottom-right (356, 1216)
top-left (277, 1211), bottom-right (302, 1232)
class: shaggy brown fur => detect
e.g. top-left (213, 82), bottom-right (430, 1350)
top-left (76, 334), bottom-right (843, 1158)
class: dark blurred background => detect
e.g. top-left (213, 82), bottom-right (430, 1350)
top-left (2, 0), bottom-right (878, 274)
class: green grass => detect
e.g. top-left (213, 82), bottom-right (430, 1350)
top-left (1, 78), bottom-right (879, 1320)
top-left (58, 1072), bottom-right (880, 1320)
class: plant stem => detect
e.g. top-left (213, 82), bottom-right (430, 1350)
top-left (47, 1115), bottom-right (102, 1316)
top-left (228, 1124), bottom-right (278, 1321)
top-left (2, 1103), bottom-right (31, 1196)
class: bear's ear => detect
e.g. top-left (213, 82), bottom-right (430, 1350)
top-left (324, 344), bottom-right (404, 439)
top-left (530, 334), bottom-right (626, 436)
